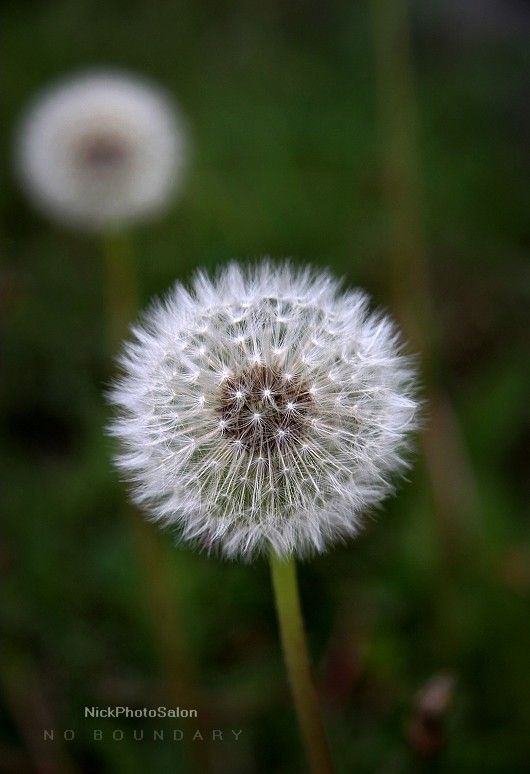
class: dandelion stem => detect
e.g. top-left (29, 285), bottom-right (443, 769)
top-left (102, 231), bottom-right (138, 354)
top-left (269, 553), bottom-right (334, 774)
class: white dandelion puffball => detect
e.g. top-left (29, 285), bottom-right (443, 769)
top-left (16, 71), bottom-right (187, 230)
top-left (109, 262), bottom-right (418, 560)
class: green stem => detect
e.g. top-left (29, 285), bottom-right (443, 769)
top-left (371, 0), bottom-right (481, 561)
top-left (101, 231), bottom-right (138, 353)
top-left (269, 553), bottom-right (334, 774)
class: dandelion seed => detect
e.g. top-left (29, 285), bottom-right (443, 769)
top-left (109, 261), bottom-right (418, 560)
top-left (15, 70), bottom-right (188, 231)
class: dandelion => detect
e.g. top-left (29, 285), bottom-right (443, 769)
top-left (15, 70), bottom-right (187, 231)
top-left (109, 261), bottom-right (417, 559)
top-left (108, 260), bottom-right (418, 773)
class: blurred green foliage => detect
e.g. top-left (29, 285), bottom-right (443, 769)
top-left (1, 1), bottom-right (529, 772)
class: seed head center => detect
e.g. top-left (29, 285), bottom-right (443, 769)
top-left (78, 132), bottom-right (130, 169)
top-left (218, 365), bottom-right (313, 455)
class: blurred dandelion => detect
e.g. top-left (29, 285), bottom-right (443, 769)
top-left (15, 70), bottom-right (188, 231)
top-left (109, 260), bottom-right (418, 773)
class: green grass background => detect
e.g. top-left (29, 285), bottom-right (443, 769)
top-left (1, 1), bottom-right (529, 772)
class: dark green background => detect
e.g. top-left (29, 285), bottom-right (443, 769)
top-left (1, 1), bottom-right (529, 772)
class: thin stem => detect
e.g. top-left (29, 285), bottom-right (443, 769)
top-left (371, 0), bottom-right (481, 560)
top-left (371, 0), bottom-right (432, 357)
top-left (101, 231), bottom-right (138, 353)
top-left (269, 553), bottom-right (334, 774)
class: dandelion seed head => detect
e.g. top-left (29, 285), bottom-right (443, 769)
top-left (109, 261), bottom-right (418, 559)
top-left (15, 70), bottom-right (188, 231)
